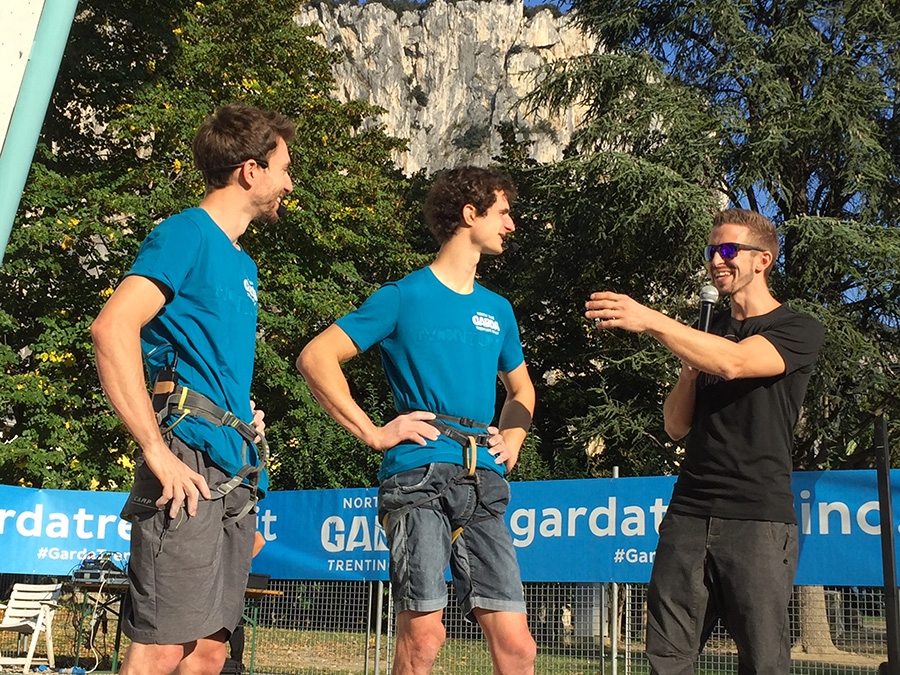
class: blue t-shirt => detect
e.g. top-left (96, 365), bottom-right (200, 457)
top-left (126, 207), bottom-right (268, 494)
top-left (336, 267), bottom-right (525, 481)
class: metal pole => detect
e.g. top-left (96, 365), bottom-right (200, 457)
top-left (876, 415), bottom-right (900, 675)
top-left (624, 583), bottom-right (630, 675)
top-left (611, 466), bottom-right (618, 675)
top-left (365, 581), bottom-right (373, 674)
top-left (374, 580), bottom-right (385, 674)
top-left (0, 0), bottom-right (80, 264)
top-left (386, 584), bottom-right (394, 674)
top-left (599, 583), bottom-right (606, 675)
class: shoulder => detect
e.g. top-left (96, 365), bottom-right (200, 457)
top-left (144, 209), bottom-right (208, 247)
top-left (752, 303), bottom-right (825, 359)
top-left (771, 304), bottom-right (824, 338)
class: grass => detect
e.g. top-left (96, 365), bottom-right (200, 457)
top-left (1, 601), bottom-right (886, 675)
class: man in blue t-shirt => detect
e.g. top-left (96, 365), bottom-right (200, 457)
top-left (298, 166), bottom-right (537, 675)
top-left (91, 103), bottom-right (295, 675)
top-left (586, 209), bottom-right (824, 674)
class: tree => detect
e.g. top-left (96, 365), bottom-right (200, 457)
top-left (0, 0), bottom-right (424, 490)
top-left (490, 0), bottom-right (900, 478)
top-left (489, 0), bottom-right (900, 657)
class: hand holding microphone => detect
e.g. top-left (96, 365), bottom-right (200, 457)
top-left (698, 284), bottom-right (719, 332)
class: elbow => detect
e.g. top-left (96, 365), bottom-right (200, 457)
top-left (716, 364), bottom-right (744, 381)
top-left (297, 342), bottom-right (321, 379)
top-left (90, 314), bottom-right (111, 348)
top-left (664, 420), bottom-right (689, 441)
top-left (296, 346), bottom-right (312, 377)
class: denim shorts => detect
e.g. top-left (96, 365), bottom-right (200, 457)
top-left (378, 462), bottom-right (526, 619)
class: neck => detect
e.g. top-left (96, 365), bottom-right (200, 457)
top-left (199, 189), bottom-right (253, 246)
top-left (429, 239), bottom-right (481, 294)
top-left (729, 282), bottom-right (780, 320)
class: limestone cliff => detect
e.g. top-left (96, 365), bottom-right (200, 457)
top-left (295, 0), bottom-right (597, 174)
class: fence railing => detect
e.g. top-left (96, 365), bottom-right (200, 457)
top-left (1, 574), bottom-right (886, 674)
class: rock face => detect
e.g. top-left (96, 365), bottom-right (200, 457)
top-left (295, 0), bottom-right (597, 174)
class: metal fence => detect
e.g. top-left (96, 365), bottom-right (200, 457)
top-left (249, 581), bottom-right (887, 675)
top-left (0, 576), bottom-right (888, 674)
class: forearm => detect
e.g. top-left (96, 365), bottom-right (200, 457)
top-left (497, 387), bottom-right (534, 471)
top-left (92, 322), bottom-right (169, 457)
top-left (297, 350), bottom-right (379, 448)
top-left (663, 366), bottom-right (697, 441)
top-left (645, 312), bottom-right (750, 379)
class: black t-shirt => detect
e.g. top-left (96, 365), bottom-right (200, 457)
top-left (668, 304), bottom-right (825, 523)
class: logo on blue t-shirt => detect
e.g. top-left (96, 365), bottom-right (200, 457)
top-left (472, 312), bottom-right (500, 335)
top-left (244, 279), bottom-right (258, 304)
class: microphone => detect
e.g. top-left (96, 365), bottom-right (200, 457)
top-left (505, 242), bottom-right (520, 255)
top-left (276, 204), bottom-right (287, 219)
top-left (698, 284), bottom-right (719, 332)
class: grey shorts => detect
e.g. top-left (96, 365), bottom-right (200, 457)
top-left (121, 435), bottom-right (256, 645)
top-left (378, 462), bottom-right (526, 619)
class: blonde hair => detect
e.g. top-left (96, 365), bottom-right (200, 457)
top-left (712, 209), bottom-right (779, 279)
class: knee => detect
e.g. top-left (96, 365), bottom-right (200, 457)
top-left (401, 621), bottom-right (446, 665)
top-left (190, 640), bottom-right (228, 675)
top-left (503, 632), bottom-right (536, 665)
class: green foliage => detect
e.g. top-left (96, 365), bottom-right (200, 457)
top-left (488, 126), bottom-right (714, 477)
top-left (0, 0), bottom-right (425, 490)
top-left (503, 0), bottom-right (900, 474)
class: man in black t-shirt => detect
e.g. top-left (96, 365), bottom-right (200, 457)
top-left (585, 209), bottom-right (824, 674)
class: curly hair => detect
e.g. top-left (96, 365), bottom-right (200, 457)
top-left (423, 166), bottom-right (517, 244)
top-left (193, 103), bottom-right (296, 191)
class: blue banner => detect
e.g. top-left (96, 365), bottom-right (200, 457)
top-left (0, 470), bottom-right (894, 585)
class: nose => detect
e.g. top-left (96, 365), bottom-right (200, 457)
top-left (505, 214), bottom-right (515, 232)
top-left (285, 173), bottom-right (294, 193)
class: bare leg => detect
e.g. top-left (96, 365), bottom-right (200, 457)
top-left (119, 629), bottom-right (228, 675)
top-left (475, 609), bottom-right (536, 675)
top-left (392, 610), bottom-right (446, 675)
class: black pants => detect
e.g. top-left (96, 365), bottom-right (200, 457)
top-left (646, 512), bottom-right (798, 675)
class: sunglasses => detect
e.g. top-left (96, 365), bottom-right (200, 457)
top-left (202, 158), bottom-right (269, 172)
top-left (702, 242), bottom-right (765, 262)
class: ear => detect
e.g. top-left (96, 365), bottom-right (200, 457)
top-left (756, 250), bottom-right (773, 274)
top-left (237, 159), bottom-right (262, 187)
top-left (461, 203), bottom-right (478, 227)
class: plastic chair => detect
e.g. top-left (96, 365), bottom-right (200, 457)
top-left (0, 582), bottom-right (62, 674)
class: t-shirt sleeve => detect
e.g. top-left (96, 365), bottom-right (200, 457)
top-left (335, 284), bottom-right (401, 353)
top-left (763, 311), bottom-right (825, 375)
top-left (125, 217), bottom-right (202, 295)
top-left (498, 303), bottom-right (525, 374)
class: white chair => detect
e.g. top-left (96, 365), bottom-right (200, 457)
top-left (0, 582), bottom-right (62, 674)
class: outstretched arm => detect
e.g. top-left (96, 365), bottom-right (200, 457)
top-left (489, 362), bottom-right (535, 472)
top-left (585, 292), bottom-right (785, 380)
top-left (296, 324), bottom-right (438, 451)
top-left (91, 275), bottom-right (210, 518)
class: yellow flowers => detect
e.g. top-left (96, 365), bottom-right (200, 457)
top-left (60, 235), bottom-right (74, 250)
top-left (89, 477), bottom-right (100, 491)
top-left (38, 351), bottom-right (75, 366)
top-left (101, 287), bottom-right (114, 298)
top-left (173, 27), bottom-right (183, 36)
top-left (173, 158), bottom-right (182, 173)
top-left (117, 455), bottom-right (135, 471)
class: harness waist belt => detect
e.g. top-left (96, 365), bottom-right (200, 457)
top-left (155, 385), bottom-right (269, 463)
top-left (402, 411), bottom-right (492, 447)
